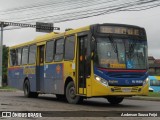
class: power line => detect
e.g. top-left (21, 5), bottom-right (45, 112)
top-left (0, 0), bottom-right (56, 14)
top-left (1, 0), bottom-right (119, 21)
top-left (11, 0), bottom-right (158, 23)
top-left (1, 0), bottom-right (160, 31)
top-left (3, 0), bottom-right (144, 22)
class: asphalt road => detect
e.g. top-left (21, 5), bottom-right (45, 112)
top-left (0, 91), bottom-right (160, 120)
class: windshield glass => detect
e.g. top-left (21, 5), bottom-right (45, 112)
top-left (94, 37), bottom-right (147, 69)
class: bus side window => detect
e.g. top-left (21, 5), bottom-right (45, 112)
top-left (46, 40), bottom-right (54, 62)
top-left (21, 46), bottom-right (29, 65)
top-left (64, 36), bottom-right (75, 60)
top-left (28, 45), bottom-right (36, 64)
top-left (54, 38), bottom-right (64, 62)
top-left (40, 46), bottom-right (44, 64)
top-left (17, 48), bottom-right (22, 65)
top-left (10, 49), bottom-right (17, 66)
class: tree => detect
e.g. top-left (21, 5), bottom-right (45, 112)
top-left (2, 45), bottom-right (8, 85)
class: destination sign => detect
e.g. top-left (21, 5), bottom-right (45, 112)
top-left (99, 26), bottom-right (143, 36)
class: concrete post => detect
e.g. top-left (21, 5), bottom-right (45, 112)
top-left (0, 22), bottom-right (3, 87)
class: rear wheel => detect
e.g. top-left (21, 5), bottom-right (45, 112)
top-left (106, 96), bottom-right (124, 104)
top-left (65, 81), bottom-right (83, 104)
top-left (23, 80), bottom-right (38, 98)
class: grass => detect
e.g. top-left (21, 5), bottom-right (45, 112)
top-left (0, 86), bottom-right (17, 90)
top-left (148, 92), bottom-right (160, 97)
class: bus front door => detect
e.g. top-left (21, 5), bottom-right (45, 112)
top-left (36, 45), bottom-right (45, 92)
top-left (78, 35), bottom-right (88, 95)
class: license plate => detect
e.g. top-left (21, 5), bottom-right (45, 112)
top-left (122, 88), bottom-right (132, 92)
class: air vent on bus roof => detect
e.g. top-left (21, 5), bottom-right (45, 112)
top-left (53, 32), bottom-right (60, 34)
top-left (65, 28), bottom-right (73, 31)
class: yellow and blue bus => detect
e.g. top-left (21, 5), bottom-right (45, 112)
top-left (149, 76), bottom-right (160, 92)
top-left (8, 23), bottom-right (149, 104)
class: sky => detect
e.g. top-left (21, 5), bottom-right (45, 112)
top-left (0, 0), bottom-right (160, 59)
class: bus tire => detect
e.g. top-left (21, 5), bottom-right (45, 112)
top-left (106, 96), bottom-right (124, 104)
top-left (65, 81), bottom-right (83, 104)
top-left (23, 80), bottom-right (31, 97)
top-left (23, 80), bottom-right (38, 98)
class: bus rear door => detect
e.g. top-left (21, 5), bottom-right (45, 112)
top-left (36, 45), bottom-right (45, 92)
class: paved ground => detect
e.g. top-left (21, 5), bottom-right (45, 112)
top-left (0, 91), bottom-right (160, 120)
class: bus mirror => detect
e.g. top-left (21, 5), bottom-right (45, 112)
top-left (91, 52), bottom-right (94, 59)
top-left (91, 36), bottom-right (96, 52)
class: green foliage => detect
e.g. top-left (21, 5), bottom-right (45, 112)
top-left (0, 86), bottom-right (16, 90)
top-left (148, 92), bottom-right (160, 97)
top-left (2, 45), bottom-right (9, 85)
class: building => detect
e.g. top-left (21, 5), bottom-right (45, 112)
top-left (148, 56), bottom-right (160, 92)
top-left (148, 56), bottom-right (160, 75)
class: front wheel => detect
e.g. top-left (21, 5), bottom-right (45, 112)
top-left (106, 96), bottom-right (124, 104)
top-left (65, 81), bottom-right (83, 104)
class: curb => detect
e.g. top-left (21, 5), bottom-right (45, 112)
top-left (126, 96), bottom-right (160, 102)
top-left (0, 89), bottom-right (17, 92)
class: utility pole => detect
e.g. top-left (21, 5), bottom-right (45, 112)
top-left (0, 22), bottom-right (4, 87)
top-left (0, 22), bottom-right (8, 87)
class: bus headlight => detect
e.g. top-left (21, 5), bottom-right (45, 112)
top-left (95, 75), bottom-right (108, 87)
top-left (143, 77), bottom-right (149, 86)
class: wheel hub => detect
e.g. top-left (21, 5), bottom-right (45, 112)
top-left (69, 87), bottom-right (76, 99)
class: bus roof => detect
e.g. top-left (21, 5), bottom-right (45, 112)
top-left (9, 25), bottom-right (90, 49)
top-left (9, 23), bottom-right (145, 49)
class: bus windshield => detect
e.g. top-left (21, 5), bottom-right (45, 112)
top-left (95, 37), bottom-right (147, 69)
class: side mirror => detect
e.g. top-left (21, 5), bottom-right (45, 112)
top-left (91, 52), bottom-right (94, 60)
top-left (91, 36), bottom-right (96, 52)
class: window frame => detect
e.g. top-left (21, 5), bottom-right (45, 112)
top-left (17, 48), bottom-right (22, 66)
top-left (28, 44), bottom-right (37, 65)
top-left (9, 49), bottom-right (17, 66)
top-left (21, 46), bottom-right (29, 65)
top-left (64, 35), bottom-right (76, 61)
top-left (45, 39), bottom-right (55, 63)
top-left (150, 80), bottom-right (160, 86)
top-left (54, 37), bottom-right (64, 62)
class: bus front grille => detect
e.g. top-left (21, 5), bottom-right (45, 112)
top-left (111, 87), bottom-right (139, 92)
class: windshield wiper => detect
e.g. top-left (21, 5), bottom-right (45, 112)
top-left (108, 35), bottom-right (118, 53)
top-left (108, 36), bottom-right (120, 63)
top-left (126, 39), bottom-right (137, 58)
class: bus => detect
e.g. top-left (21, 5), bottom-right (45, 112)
top-left (8, 23), bottom-right (149, 104)
top-left (149, 76), bottom-right (160, 92)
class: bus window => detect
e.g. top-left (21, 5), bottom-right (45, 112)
top-left (40, 46), bottom-right (44, 64)
top-left (54, 38), bottom-right (64, 62)
top-left (22, 46), bottom-right (29, 65)
top-left (28, 45), bottom-right (36, 64)
top-left (10, 49), bottom-right (17, 66)
top-left (46, 40), bottom-right (54, 62)
top-left (150, 80), bottom-right (160, 86)
top-left (64, 36), bottom-right (75, 60)
top-left (17, 48), bottom-right (22, 65)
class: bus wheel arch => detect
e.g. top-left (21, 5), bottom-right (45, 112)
top-left (23, 78), bottom-right (38, 98)
top-left (65, 77), bottom-right (83, 104)
top-left (55, 77), bottom-right (73, 101)
top-left (64, 77), bottom-right (73, 94)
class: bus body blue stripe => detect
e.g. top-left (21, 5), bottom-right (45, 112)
top-left (94, 66), bottom-right (148, 86)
